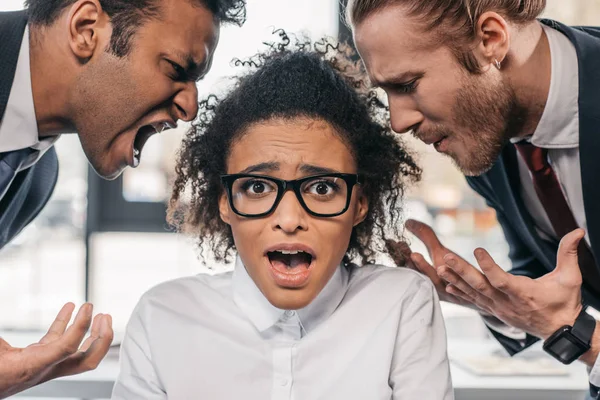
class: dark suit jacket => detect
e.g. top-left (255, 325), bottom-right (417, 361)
top-left (467, 19), bottom-right (600, 398)
top-left (0, 10), bottom-right (58, 250)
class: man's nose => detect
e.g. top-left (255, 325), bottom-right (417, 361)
top-left (388, 95), bottom-right (423, 134)
top-left (172, 82), bottom-right (199, 122)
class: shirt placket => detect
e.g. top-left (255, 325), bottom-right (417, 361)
top-left (271, 310), bottom-right (301, 400)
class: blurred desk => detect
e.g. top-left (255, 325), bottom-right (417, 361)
top-left (5, 333), bottom-right (588, 400)
top-left (448, 341), bottom-right (589, 400)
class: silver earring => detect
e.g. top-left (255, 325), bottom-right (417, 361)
top-left (494, 58), bottom-right (502, 70)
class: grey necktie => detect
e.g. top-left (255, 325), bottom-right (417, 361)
top-left (0, 147), bottom-right (38, 200)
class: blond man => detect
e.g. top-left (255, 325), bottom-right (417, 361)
top-left (348, 1), bottom-right (600, 398)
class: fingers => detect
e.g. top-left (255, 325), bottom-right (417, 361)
top-left (411, 252), bottom-right (445, 288)
top-left (17, 303), bottom-right (92, 372)
top-left (437, 262), bottom-right (494, 310)
top-left (39, 303), bottom-right (76, 344)
top-left (445, 284), bottom-right (491, 313)
top-left (473, 248), bottom-right (517, 295)
top-left (405, 219), bottom-right (445, 260)
top-left (555, 229), bottom-right (585, 273)
top-left (59, 303), bottom-right (94, 353)
top-left (443, 254), bottom-right (501, 306)
top-left (79, 314), bottom-right (103, 352)
top-left (43, 314), bottom-right (114, 381)
top-left (385, 239), bottom-right (412, 267)
top-left (78, 314), bottom-right (113, 370)
top-left (36, 303), bottom-right (93, 365)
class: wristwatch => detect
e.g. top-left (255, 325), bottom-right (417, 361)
top-left (543, 307), bottom-right (596, 364)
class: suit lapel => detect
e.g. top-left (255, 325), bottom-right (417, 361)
top-left (0, 11), bottom-right (28, 119)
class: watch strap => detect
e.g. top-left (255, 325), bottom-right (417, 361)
top-left (572, 307), bottom-right (596, 345)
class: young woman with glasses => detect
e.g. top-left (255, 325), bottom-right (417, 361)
top-left (111, 33), bottom-right (454, 400)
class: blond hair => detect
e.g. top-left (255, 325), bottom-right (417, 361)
top-left (346, 0), bottom-right (546, 73)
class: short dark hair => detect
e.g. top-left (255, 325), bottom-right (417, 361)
top-left (25, 0), bottom-right (246, 57)
top-left (168, 31), bottom-right (422, 265)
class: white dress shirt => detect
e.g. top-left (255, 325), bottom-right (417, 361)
top-left (112, 256), bottom-right (453, 400)
top-left (482, 23), bottom-right (600, 386)
top-left (0, 26), bottom-right (59, 180)
top-left (516, 24), bottom-right (586, 248)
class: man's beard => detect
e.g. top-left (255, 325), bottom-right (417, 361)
top-left (415, 73), bottom-right (527, 176)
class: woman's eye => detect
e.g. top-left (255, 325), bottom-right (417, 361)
top-left (241, 179), bottom-right (275, 195)
top-left (315, 183), bottom-right (331, 195)
top-left (307, 180), bottom-right (339, 195)
top-left (251, 182), bottom-right (266, 194)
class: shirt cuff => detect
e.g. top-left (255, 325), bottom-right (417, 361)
top-left (589, 352), bottom-right (600, 388)
top-left (481, 314), bottom-right (527, 341)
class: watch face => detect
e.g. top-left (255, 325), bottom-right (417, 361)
top-left (543, 329), bottom-right (590, 364)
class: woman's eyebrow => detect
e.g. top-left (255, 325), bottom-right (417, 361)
top-left (299, 164), bottom-right (341, 175)
top-left (238, 162), bottom-right (280, 174)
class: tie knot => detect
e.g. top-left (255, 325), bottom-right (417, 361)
top-left (514, 141), bottom-right (549, 173)
top-left (0, 147), bottom-right (38, 172)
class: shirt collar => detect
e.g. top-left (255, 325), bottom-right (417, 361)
top-left (522, 24), bottom-right (579, 149)
top-left (0, 26), bottom-right (59, 153)
top-left (232, 255), bottom-right (348, 335)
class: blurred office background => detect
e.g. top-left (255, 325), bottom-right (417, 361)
top-left (1, 0), bottom-right (599, 390)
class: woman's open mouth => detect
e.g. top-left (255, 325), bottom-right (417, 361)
top-left (266, 248), bottom-right (314, 288)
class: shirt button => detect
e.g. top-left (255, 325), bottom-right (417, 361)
top-left (279, 377), bottom-right (289, 386)
top-left (284, 310), bottom-right (295, 317)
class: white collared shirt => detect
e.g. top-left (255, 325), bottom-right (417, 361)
top-left (0, 26), bottom-right (59, 177)
top-left (111, 257), bottom-right (453, 400)
top-left (515, 24), bottom-right (586, 248)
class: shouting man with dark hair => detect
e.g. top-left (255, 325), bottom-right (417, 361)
top-left (348, 0), bottom-right (600, 398)
top-left (0, 0), bottom-right (245, 397)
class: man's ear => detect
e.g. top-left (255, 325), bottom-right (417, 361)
top-left (472, 11), bottom-right (511, 71)
top-left (353, 190), bottom-right (369, 227)
top-left (219, 192), bottom-right (232, 225)
top-left (67, 0), bottom-right (110, 62)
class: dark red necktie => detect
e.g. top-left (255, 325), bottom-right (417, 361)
top-left (514, 142), bottom-right (600, 296)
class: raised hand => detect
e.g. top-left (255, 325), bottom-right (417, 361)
top-left (0, 303), bottom-right (113, 399)
top-left (438, 229), bottom-right (586, 340)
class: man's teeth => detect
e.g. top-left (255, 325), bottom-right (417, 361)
top-left (133, 147), bottom-right (140, 168)
top-left (277, 250), bottom-right (305, 255)
top-left (152, 123), bottom-right (162, 134)
top-left (152, 122), bottom-right (174, 134)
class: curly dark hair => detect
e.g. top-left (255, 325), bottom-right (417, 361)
top-left (169, 31), bottom-right (421, 265)
top-left (25, 0), bottom-right (246, 57)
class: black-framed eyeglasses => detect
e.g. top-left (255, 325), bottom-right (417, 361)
top-left (220, 173), bottom-right (362, 218)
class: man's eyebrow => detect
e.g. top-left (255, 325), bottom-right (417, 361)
top-left (238, 162), bottom-right (280, 174)
top-left (169, 50), bottom-right (209, 81)
top-left (371, 71), bottom-right (425, 88)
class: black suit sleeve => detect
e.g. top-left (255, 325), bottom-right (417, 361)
top-left (466, 176), bottom-right (545, 355)
top-left (591, 384), bottom-right (600, 399)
